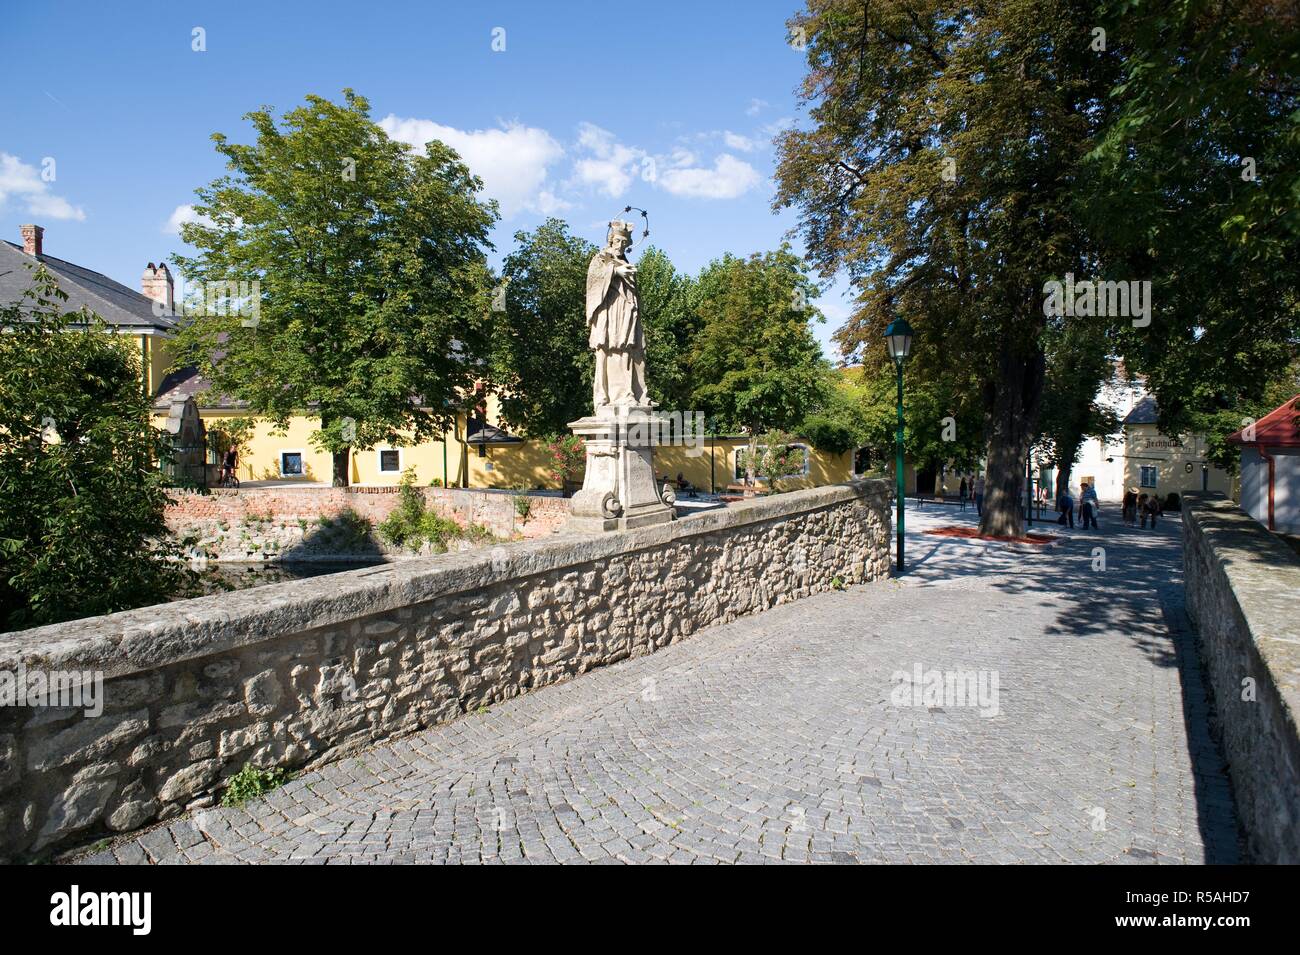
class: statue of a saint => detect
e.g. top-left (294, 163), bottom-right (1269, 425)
top-left (585, 220), bottom-right (647, 409)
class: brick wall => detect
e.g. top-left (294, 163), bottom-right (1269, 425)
top-left (166, 487), bottom-right (571, 560)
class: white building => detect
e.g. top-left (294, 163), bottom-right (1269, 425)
top-left (1228, 395), bottom-right (1300, 534)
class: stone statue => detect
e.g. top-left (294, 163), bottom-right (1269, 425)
top-left (585, 220), bottom-right (647, 409)
top-left (566, 220), bottom-right (674, 532)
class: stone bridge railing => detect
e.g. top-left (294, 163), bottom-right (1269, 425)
top-left (1182, 492), bottom-right (1300, 863)
top-left (0, 479), bottom-right (891, 860)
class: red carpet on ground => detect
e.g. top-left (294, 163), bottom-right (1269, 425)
top-left (924, 525), bottom-right (1058, 545)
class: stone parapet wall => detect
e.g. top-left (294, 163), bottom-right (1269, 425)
top-left (166, 486), bottom-right (571, 560)
top-left (1182, 492), bottom-right (1300, 863)
top-left (0, 479), bottom-right (891, 859)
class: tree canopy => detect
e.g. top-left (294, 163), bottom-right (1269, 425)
top-left (0, 272), bottom-right (189, 631)
top-left (172, 89), bottom-right (498, 485)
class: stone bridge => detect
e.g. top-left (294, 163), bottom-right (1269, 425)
top-left (49, 495), bottom-right (1250, 864)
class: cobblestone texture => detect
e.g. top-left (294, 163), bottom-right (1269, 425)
top-left (77, 505), bottom-right (1240, 865)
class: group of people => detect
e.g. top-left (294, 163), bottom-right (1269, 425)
top-left (1054, 482), bottom-right (1099, 529)
top-left (1055, 483), bottom-right (1163, 530)
top-left (1121, 487), bottom-right (1163, 528)
top-left (956, 474), bottom-right (985, 515)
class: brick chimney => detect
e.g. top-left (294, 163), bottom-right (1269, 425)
top-left (141, 262), bottom-right (174, 311)
top-left (19, 224), bottom-right (44, 257)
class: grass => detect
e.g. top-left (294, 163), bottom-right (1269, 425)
top-left (221, 764), bottom-right (294, 807)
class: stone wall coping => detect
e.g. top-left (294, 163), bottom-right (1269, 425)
top-left (1182, 492), bottom-right (1300, 714)
top-left (1, 479), bottom-right (890, 679)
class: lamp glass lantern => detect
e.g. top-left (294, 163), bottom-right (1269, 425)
top-left (884, 319), bottom-right (914, 363)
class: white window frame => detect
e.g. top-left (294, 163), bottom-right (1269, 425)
top-left (734, 443), bottom-right (812, 482)
top-left (1139, 465), bottom-right (1159, 488)
top-left (377, 447), bottom-right (403, 474)
top-left (279, 449), bottom-right (306, 478)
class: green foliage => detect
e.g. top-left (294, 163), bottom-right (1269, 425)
top-left (221, 764), bottom-right (293, 807)
top-left (1035, 322), bottom-right (1121, 491)
top-left (775, 0), bottom-right (1119, 535)
top-left (512, 490), bottom-right (533, 522)
top-left (171, 89), bottom-right (497, 484)
top-left (377, 470), bottom-right (486, 551)
top-left (545, 433), bottom-right (586, 485)
top-left (1080, 0), bottom-right (1300, 444)
top-left (636, 246), bottom-right (699, 411)
top-left (490, 219), bottom-right (596, 436)
top-left (689, 249), bottom-right (830, 439)
top-left (0, 271), bottom-right (193, 631)
top-left (735, 430), bottom-right (806, 490)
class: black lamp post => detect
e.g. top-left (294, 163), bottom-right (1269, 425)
top-left (884, 318), bottom-right (914, 570)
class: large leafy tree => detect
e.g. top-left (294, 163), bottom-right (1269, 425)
top-left (491, 219), bottom-right (595, 437)
top-left (492, 226), bottom-right (697, 435)
top-left (637, 246), bottom-right (699, 412)
top-left (172, 90), bottom-right (497, 485)
top-left (1081, 0), bottom-right (1300, 446)
top-left (0, 272), bottom-right (189, 631)
top-left (689, 249), bottom-right (831, 479)
top-left (775, 0), bottom-right (1120, 534)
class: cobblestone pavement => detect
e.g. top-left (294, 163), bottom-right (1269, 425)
top-left (79, 504), bottom-right (1240, 864)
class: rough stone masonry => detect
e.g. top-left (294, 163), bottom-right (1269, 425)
top-left (0, 479), bottom-right (891, 860)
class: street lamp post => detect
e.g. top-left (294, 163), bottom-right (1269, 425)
top-left (884, 319), bottom-right (914, 571)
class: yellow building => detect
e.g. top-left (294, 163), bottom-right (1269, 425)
top-left (1120, 396), bottom-right (1232, 499)
top-left (4, 223), bottom-right (857, 493)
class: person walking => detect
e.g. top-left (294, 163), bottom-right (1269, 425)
top-left (1122, 487), bottom-right (1138, 526)
top-left (1079, 482), bottom-right (1099, 530)
top-left (1056, 485), bottom-right (1075, 528)
top-left (974, 473), bottom-right (985, 516)
top-left (959, 476), bottom-right (969, 510)
top-left (1140, 493), bottom-right (1160, 529)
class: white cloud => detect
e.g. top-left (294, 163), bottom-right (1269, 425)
top-left (722, 131), bottom-right (759, 152)
top-left (378, 115), bottom-right (566, 218)
top-left (657, 154), bottom-right (761, 200)
top-left (746, 98), bottom-right (771, 116)
top-left (164, 204), bottom-right (205, 234)
top-left (0, 152), bottom-right (85, 221)
top-left (572, 122), bottom-right (647, 198)
top-left (570, 125), bottom-right (760, 202)
top-left (763, 116), bottom-right (795, 137)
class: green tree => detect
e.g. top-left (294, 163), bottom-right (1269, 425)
top-left (1081, 0), bottom-right (1300, 444)
top-left (0, 272), bottom-right (190, 631)
top-left (491, 219), bottom-right (595, 437)
top-left (636, 246), bottom-right (699, 411)
top-left (689, 249), bottom-right (830, 482)
top-left (1035, 323), bottom-right (1120, 498)
top-left (172, 89), bottom-right (497, 486)
top-left (775, 0), bottom-right (1120, 534)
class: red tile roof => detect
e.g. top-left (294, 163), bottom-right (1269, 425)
top-left (1226, 395), bottom-right (1300, 447)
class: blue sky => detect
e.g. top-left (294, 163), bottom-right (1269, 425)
top-left (0, 0), bottom-right (852, 356)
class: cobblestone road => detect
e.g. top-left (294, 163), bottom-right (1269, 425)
top-left (80, 504), bottom-right (1239, 864)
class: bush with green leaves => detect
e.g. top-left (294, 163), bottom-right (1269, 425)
top-left (0, 272), bottom-right (192, 631)
top-left (378, 469), bottom-right (485, 552)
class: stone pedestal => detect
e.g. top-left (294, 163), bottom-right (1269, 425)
top-left (567, 407), bottom-right (676, 533)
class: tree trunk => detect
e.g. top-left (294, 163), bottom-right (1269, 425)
top-left (332, 449), bottom-right (350, 487)
top-left (978, 348), bottom-right (1045, 537)
top-left (1054, 441), bottom-right (1080, 503)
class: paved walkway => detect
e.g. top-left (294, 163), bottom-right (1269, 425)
top-left (79, 504), bottom-right (1239, 864)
